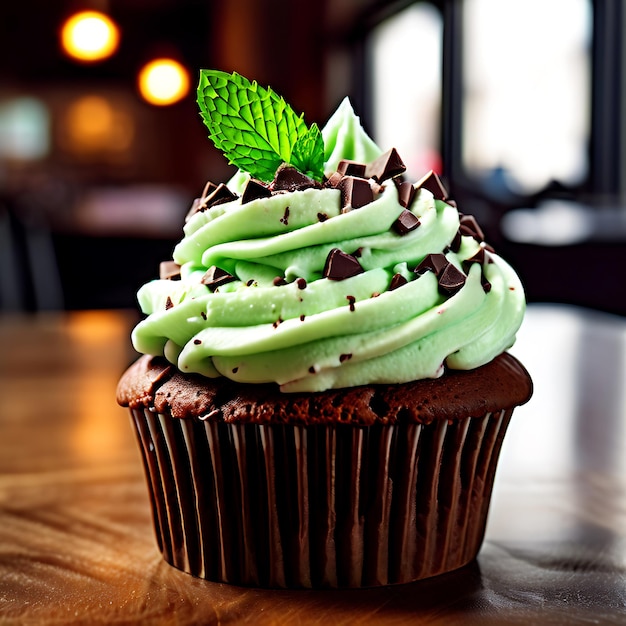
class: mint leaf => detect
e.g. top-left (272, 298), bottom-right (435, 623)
top-left (197, 70), bottom-right (324, 182)
top-left (291, 123), bottom-right (325, 180)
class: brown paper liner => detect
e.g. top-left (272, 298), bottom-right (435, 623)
top-left (129, 409), bottom-right (513, 588)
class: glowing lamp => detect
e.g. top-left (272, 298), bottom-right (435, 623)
top-left (60, 11), bottom-right (120, 62)
top-left (138, 58), bottom-right (190, 106)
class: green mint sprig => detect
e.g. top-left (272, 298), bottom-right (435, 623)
top-left (197, 70), bottom-right (325, 182)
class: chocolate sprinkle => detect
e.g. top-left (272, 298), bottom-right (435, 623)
top-left (165, 296), bottom-right (174, 310)
top-left (323, 249), bottom-right (364, 281)
top-left (338, 176), bottom-right (374, 210)
top-left (415, 170), bottom-right (448, 201)
top-left (296, 278), bottom-right (307, 289)
top-left (347, 295), bottom-right (356, 312)
top-left (339, 353), bottom-right (353, 362)
top-left (392, 209), bottom-right (421, 235)
top-left (273, 276), bottom-right (287, 286)
top-left (159, 260), bottom-right (181, 280)
top-left (317, 212), bottom-right (329, 222)
top-left (200, 266), bottom-right (237, 291)
top-left (241, 178), bottom-right (272, 204)
top-left (365, 148), bottom-right (406, 183)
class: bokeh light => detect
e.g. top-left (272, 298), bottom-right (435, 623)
top-left (137, 58), bottom-right (190, 106)
top-left (60, 11), bottom-right (120, 62)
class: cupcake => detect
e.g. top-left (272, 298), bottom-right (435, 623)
top-left (117, 70), bottom-right (532, 588)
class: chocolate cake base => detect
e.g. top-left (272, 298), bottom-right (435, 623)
top-left (118, 353), bottom-right (532, 588)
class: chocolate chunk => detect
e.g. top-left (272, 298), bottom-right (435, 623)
top-left (414, 253), bottom-right (448, 276)
top-left (339, 353), bottom-right (353, 362)
top-left (273, 276), bottom-right (287, 286)
top-left (323, 249), bottom-right (364, 280)
top-left (271, 165), bottom-right (320, 192)
top-left (449, 230), bottom-right (462, 253)
top-left (186, 181), bottom-right (223, 221)
top-left (338, 176), bottom-right (374, 210)
top-left (241, 178), bottom-right (271, 204)
top-left (337, 159), bottom-right (367, 177)
top-left (481, 275), bottom-right (492, 293)
top-left (205, 183), bottom-right (238, 208)
top-left (324, 171), bottom-right (344, 188)
top-left (464, 246), bottom-right (487, 267)
top-left (459, 214), bottom-right (485, 242)
top-left (159, 260), bottom-right (181, 280)
top-left (365, 148), bottom-right (406, 182)
top-left (415, 170), bottom-right (448, 200)
top-left (317, 212), bottom-right (329, 222)
top-left (438, 263), bottom-right (466, 295)
top-left (296, 277), bottom-right (307, 289)
top-left (395, 180), bottom-right (417, 209)
top-left (165, 296), bottom-right (174, 310)
top-left (390, 273), bottom-right (408, 290)
top-left (185, 198), bottom-right (204, 222)
top-left (200, 266), bottom-right (237, 291)
top-left (392, 209), bottom-right (421, 235)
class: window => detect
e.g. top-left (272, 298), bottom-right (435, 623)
top-left (367, 3), bottom-right (443, 179)
top-left (462, 0), bottom-right (592, 195)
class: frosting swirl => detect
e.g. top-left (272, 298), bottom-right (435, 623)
top-left (132, 100), bottom-right (525, 392)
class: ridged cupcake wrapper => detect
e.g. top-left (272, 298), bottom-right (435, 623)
top-left (129, 409), bottom-right (513, 588)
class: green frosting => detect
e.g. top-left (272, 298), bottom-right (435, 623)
top-left (132, 100), bottom-right (526, 392)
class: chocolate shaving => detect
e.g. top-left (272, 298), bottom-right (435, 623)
top-left (338, 176), bottom-right (373, 210)
top-left (415, 170), bottom-right (448, 200)
top-left (337, 159), bottom-right (367, 177)
top-left (365, 148), bottom-right (406, 182)
top-left (392, 209), bottom-right (421, 235)
top-left (241, 178), bottom-right (272, 204)
top-left (271, 165), bottom-right (320, 192)
top-left (159, 260), bottom-right (181, 280)
top-left (390, 273), bottom-right (408, 290)
top-left (323, 249), bottom-right (364, 281)
top-left (200, 266), bottom-right (237, 291)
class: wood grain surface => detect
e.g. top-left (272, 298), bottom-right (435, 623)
top-left (1, 306), bottom-right (625, 625)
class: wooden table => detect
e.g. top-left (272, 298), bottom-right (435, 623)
top-left (1, 305), bottom-right (625, 624)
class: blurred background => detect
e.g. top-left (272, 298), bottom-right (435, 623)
top-left (0, 0), bottom-right (624, 314)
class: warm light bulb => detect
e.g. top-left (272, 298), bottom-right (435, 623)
top-left (138, 59), bottom-right (190, 106)
top-left (60, 11), bottom-right (120, 62)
